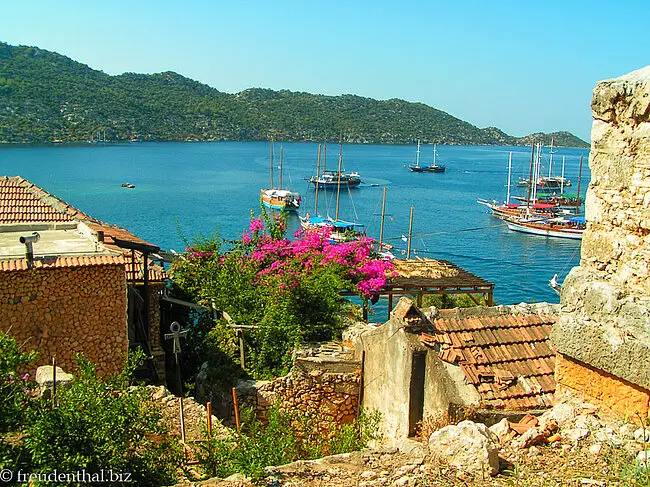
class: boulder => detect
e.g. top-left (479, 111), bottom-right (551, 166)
top-left (428, 420), bottom-right (500, 477)
top-left (35, 365), bottom-right (74, 399)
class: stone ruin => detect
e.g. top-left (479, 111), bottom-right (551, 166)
top-left (551, 65), bottom-right (650, 418)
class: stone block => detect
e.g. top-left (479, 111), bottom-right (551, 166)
top-left (428, 420), bottom-right (500, 477)
top-left (36, 365), bottom-right (74, 398)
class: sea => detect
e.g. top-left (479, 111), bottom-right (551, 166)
top-left (1, 141), bottom-right (589, 315)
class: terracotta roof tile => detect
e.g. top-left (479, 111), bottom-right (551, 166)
top-left (422, 306), bottom-right (558, 411)
top-left (0, 255), bottom-right (125, 271)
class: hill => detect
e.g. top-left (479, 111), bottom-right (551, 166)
top-left (0, 42), bottom-right (590, 147)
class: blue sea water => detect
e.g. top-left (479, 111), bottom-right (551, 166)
top-left (1, 141), bottom-right (589, 308)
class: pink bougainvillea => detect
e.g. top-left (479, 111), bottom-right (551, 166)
top-left (185, 214), bottom-right (396, 299)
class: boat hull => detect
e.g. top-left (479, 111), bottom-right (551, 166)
top-left (260, 189), bottom-right (300, 211)
top-left (505, 219), bottom-right (584, 240)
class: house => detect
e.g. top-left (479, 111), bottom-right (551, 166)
top-left (357, 298), bottom-right (558, 446)
top-left (0, 176), bottom-right (166, 378)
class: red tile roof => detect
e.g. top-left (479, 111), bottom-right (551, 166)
top-left (0, 176), bottom-right (89, 223)
top-left (0, 254), bottom-right (125, 271)
top-left (0, 176), bottom-right (165, 281)
top-left (421, 307), bottom-right (558, 410)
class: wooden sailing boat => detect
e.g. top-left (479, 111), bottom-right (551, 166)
top-left (300, 136), bottom-right (364, 242)
top-left (408, 141), bottom-right (446, 173)
top-left (502, 150), bottom-right (586, 240)
top-left (260, 140), bottom-right (301, 211)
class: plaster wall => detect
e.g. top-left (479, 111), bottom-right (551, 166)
top-left (0, 264), bottom-right (128, 376)
top-left (359, 318), bottom-right (480, 446)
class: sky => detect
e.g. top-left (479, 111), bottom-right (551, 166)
top-left (1, 0), bottom-right (649, 142)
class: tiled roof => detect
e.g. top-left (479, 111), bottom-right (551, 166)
top-left (0, 176), bottom-right (89, 223)
top-left (421, 307), bottom-right (558, 410)
top-left (0, 176), bottom-right (165, 281)
top-left (0, 254), bottom-right (125, 271)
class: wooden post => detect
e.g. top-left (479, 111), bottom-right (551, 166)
top-left (362, 297), bottom-right (368, 321)
top-left (388, 293), bottom-right (393, 315)
top-left (238, 330), bottom-right (245, 369)
top-left (206, 402), bottom-right (212, 436)
top-left (407, 206), bottom-right (414, 259)
top-left (356, 351), bottom-right (365, 420)
top-left (52, 356), bottom-right (57, 406)
top-left (232, 387), bottom-right (241, 433)
top-left (179, 396), bottom-right (186, 443)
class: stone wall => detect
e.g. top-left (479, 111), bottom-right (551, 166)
top-left (551, 66), bottom-right (650, 416)
top-left (0, 264), bottom-right (128, 376)
top-left (237, 354), bottom-right (361, 429)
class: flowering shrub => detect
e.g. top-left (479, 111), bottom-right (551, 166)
top-left (171, 211), bottom-right (395, 378)
top-left (0, 331), bottom-right (36, 433)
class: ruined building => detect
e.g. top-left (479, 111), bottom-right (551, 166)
top-left (551, 66), bottom-right (650, 417)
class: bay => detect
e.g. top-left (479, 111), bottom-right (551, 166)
top-left (0, 141), bottom-right (589, 308)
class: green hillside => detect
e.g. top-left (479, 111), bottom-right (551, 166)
top-left (0, 42), bottom-right (590, 147)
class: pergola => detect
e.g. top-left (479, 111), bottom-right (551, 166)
top-left (343, 258), bottom-right (494, 319)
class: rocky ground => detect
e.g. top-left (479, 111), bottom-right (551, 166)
top-left (169, 392), bottom-right (650, 487)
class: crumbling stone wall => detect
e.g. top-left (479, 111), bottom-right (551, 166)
top-left (239, 367), bottom-right (360, 426)
top-left (0, 264), bottom-right (128, 376)
top-left (551, 66), bottom-right (650, 417)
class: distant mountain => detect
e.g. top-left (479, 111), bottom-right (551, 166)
top-left (0, 42), bottom-right (590, 147)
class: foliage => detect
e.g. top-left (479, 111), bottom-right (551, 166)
top-left (24, 352), bottom-right (183, 486)
top-left (0, 330), bottom-right (36, 433)
top-left (171, 212), bottom-right (395, 378)
top-left (422, 293), bottom-right (492, 309)
top-left (0, 42), bottom-right (589, 147)
top-left (192, 405), bottom-right (381, 481)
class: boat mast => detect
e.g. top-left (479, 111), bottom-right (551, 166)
top-left (269, 138), bottom-right (274, 188)
top-left (561, 156), bottom-right (566, 194)
top-left (532, 143), bottom-right (541, 203)
top-left (576, 155), bottom-right (584, 215)
top-left (379, 187), bottom-right (387, 249)
top-left (314, 144), bottom-right (321, 214)
top-left (548, 137), bottom-right (555, 178)
top-left (279, 146), bottom-right (284, 189)
top-left (526, 143), bottom-right (535, 210)
top-left (416, 140), bottom-right (421, 168)
top-left (433, 143), bottom-right (437, 166)
top-left (506, 151), bottom-right (512, 205)
top-left (335, 133), bottom-right (343, 222)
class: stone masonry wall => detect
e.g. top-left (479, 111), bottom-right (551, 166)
top-left (0, 264), bottom-right (128, 376)
top-left (239, 367), bottom-right (360, 427)
top-left (551, 66), bottom-right (650, 414)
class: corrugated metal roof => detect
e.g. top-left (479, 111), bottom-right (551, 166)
top-left (421, 308), bottom-right (558, 411)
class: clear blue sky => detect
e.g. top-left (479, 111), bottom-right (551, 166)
top-left (2, 0), bottom-right (648, 142)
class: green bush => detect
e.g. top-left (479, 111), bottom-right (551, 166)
top-left (422, 293), bottom-right (491, 309)
top-left (24, 353), bottom-right (183, 486)
top-left (0, 330), bottom-right (37, 433)
top-left (193, 405), bottom-right (381, 481)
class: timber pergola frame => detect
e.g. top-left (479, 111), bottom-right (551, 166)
top-left (341, 259), bottom-right (494, 319)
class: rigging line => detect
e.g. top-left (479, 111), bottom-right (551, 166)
top-left (347, 185), bottom-right (360, 222)
top-left (381, 223), bottom-right (506, 242)
top-left (406, 248), bottom-right (538, 269)
top-left (558, 245), bottom-right (581, 276)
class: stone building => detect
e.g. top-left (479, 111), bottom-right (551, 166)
top-left (0, 176), bottom-right (166, 378)
top-left (356, 298), bottom-right (558, 446)
top-left (551, 66), bottom-right (650, 417)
